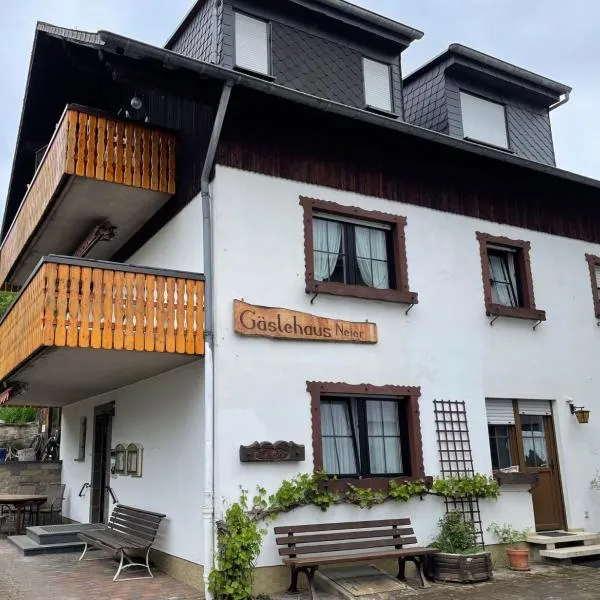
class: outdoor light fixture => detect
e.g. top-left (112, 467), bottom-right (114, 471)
top-left (567, 400), bottom-right (590, 424)
top-left (130, 94), bottom-right (143, 111)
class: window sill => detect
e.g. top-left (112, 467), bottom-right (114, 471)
top-left (307, 280), bottom-right (418, 305)
top-left (365, 105), bottom-right (399, 119)
top-left (321, 475), bottom-right (432, 493)
top-left (233, 65), bottom-right (276, 82)
top-left (486, 304), bottom-right (546, 322)
top-left (493, 471), bottom-right (539, 487)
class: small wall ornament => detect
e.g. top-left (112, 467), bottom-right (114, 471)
top-left (114, 444), bottom-right (126, 474)
top-left (240, 441), bottom-right (305, 463)
top-left (126, 442), bottom-right (143, 477)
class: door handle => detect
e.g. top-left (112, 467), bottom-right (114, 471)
top-left (78, 483), bottom-right (90, 497)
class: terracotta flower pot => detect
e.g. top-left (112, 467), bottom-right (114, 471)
top-left (506, 547), bottom-right (530, 571)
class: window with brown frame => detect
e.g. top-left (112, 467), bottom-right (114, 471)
top-left (586, 254), bottom-right (600, 319)
top-left (476, 232), bottom-right (545, 321)
top-left (307, 382), bottom-right (424, 490)
top-left (300, 197), bottom-right (418, 304)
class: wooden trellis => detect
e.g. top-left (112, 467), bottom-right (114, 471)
top-left (433, 399), bottom-right (484, 547)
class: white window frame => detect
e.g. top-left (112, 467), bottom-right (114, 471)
top-left (460, 91), bottom-right (509, 149)
top-left (363, 57), bottom-right (393, 113)
top-left (234, 12), bottom-right (271, 76)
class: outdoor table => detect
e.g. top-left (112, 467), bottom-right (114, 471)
top-left (0, 494), bottom-right (47, 535)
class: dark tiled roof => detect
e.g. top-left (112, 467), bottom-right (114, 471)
top-left (37, 22), bottom-right (104, 46)
top-left (405, 44), bottom-right (570, 99)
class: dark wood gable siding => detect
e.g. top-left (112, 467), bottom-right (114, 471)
top-left (217, 88), bottom-right (600, 244)
top-left (2, 34), bottom-right (220, 260)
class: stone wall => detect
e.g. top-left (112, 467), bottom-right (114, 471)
top-left (0, 423), bottom-right (39, 446)
top-left (0, 461), bottom-right (61, 493)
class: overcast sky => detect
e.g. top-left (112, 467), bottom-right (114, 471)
top-left (0, 0), bottom-right (597, 208)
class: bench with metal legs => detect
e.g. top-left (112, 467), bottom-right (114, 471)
top-left (77, 505), bottom-right (166, 582)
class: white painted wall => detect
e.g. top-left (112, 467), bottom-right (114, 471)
top-left (127, 191), bottom-right (204, 272)
top-left (61, 361), bottom-right (205, 564)
top-left (211, 165), bottom-right (600, 565)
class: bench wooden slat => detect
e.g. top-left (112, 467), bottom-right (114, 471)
top-left (80, 530), bottom-right (150, 551)
top-left (283, 547), bottom-right (439, 566)
top-left (112, 506), bottom-right (164, 524)
top-left (275, 527), bottom-right (414, 545)
top-left (116, 504), bottom-right (166, 520)
top-left (279, 536), bottom-right (418, 556)
top-left (109, 512), bottom-right (159, 533)
top-left (87, 527), bottom-right (149, 546)
top-left (111, 507), bottom-right (163, 526)
top-left (274, 518), bottom-right (410, 535)
top-left (108, 522), bottom-right (155, 544)
top-left (109, 513), bottom-right (159, 534)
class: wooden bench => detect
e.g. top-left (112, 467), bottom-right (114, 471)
top-left (275, 518), bottom-right (438, 598)
top-left (78, 504), bottom-right (166, 581)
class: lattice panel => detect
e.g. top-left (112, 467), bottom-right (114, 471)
top-left (433, 400), bottom-right (484, 547)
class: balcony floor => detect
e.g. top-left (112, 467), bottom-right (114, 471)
top-left (11, 176), bottom-right (171, 287)
top-left (5, 346), bottom-right (200, 407)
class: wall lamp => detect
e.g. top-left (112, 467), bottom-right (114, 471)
top-left (567, 400), bottom-right (590, 424)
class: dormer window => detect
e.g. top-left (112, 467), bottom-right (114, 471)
top-left (460, 91), bottom-right (508, 149)
top-left (234, 12), bottom-right (270, 76)
top-left (363, 58), bottom-right (393, 113)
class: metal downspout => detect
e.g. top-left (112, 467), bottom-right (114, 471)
top-left (201, 81), bottom-right (233, 600)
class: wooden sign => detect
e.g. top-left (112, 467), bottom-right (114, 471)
top-left (234, 300), bottom-right (377, 343)
top-left (240, 441), bottom-right (305, 463)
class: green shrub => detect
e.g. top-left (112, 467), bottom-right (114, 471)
top-left (487, 522), bottom-right (530, 547)
top-left (0, 291), bottom-right (17, 318)
top-left (209, 490), bottom-right (266, 600)
top-left (0, 406), bottom-right (37, 424)
top-left (431, 511), bottom-right (478, 554)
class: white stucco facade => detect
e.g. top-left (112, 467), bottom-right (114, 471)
top-left (61, 362), bottom-right (205, 563)
top-left (57, 164), bottom-right (600, 572)
top-left (209, 164), bottom-right (600, 564)
top-left (60, 194), bottom-right (206, 564)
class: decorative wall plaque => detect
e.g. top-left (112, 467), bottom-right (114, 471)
top-left (113, 444), bottom-right (126, 474)
top-left (234, 300), bottom-right (377, 343)
top-left (240, 441), bottom-right (305, 463)
top-left (126, 442), bottom-right (143, 477)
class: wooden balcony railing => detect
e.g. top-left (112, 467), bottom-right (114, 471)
top-left (0, 105), bottom-right (177, 286)
top-left (0, 257), bottom-right (204, 383)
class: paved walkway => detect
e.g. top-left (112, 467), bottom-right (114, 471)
top-left (276, 563), bottom-right (600, 600)
top-left (0, 538), bottom-right (202, 600)
top-left (2, 537), bottom-right (600, 600)
top-left (417, 563), bottom-right (600, 599)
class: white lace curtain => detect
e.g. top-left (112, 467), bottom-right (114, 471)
top-left (489, 253), bottom-right (518, 306)
top-left (321, 401), bottom-right (357, 475)
top-left (366, 400), bottom-right (403, 474)
top-left (355, 226), bottom-right (389, 289)
top-left (313, 219), bottom-right (342, 282)
top-left (321, 400), bottom-right (403, 476)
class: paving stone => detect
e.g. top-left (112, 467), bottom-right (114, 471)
top-left (0, 536), bottom-right (202, 600)
top-left (274, 562), bottom-right (600, 600)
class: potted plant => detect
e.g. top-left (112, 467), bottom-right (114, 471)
top-left (487, 522), bottom-right (531, 571)
top-left (428, 511), bottom-right (493, 583)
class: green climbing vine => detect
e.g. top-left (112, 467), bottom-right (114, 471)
top-left (208, 490), bottom-right (266, 600)
top-left (209, 472), bottom-right (500, 599)
top-left (431, 473), bottom-right (500, 499)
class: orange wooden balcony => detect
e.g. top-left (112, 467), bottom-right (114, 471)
top-left (0, 256), bottom-right (204, 407)
top-left (0, 104), bottom-right (176, 287)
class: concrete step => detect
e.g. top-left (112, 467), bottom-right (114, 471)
top-left (527, 531), bottom-right (600, 549)
top-left (540, 544), bottom-right (600, 560)
top-left (26, 523), bottom-right (104, 545)
top-left (7, 535), bottom-right (86, 556)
